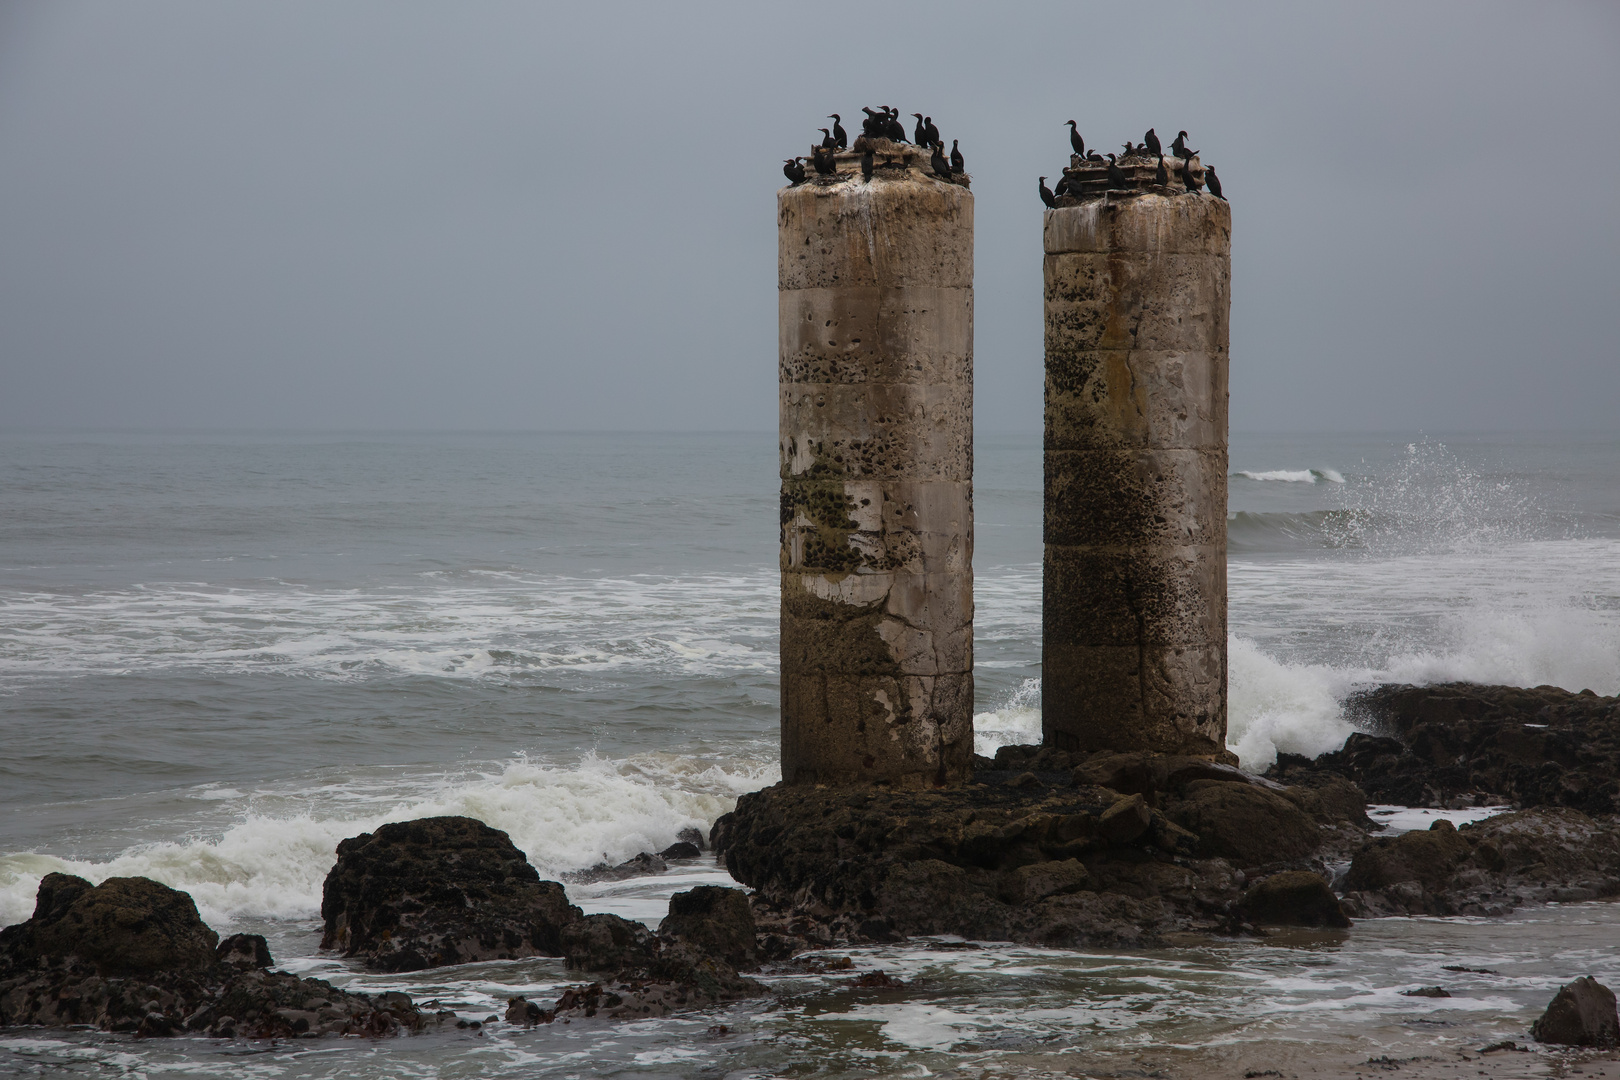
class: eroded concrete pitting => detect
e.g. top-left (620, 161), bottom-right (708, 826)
top-left (778, 162), bottom-right (974, 789)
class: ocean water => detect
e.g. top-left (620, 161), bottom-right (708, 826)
top-left (2, 429), bottom-right (1618, 1078)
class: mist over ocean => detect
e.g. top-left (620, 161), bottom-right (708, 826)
top-left (3, 428), bottom-right (1618, 1076)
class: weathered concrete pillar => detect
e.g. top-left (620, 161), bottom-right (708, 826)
top-left (1041, 165), bottom-right (1231, 758)
top-left (778, 145), bottom-right (973, 788)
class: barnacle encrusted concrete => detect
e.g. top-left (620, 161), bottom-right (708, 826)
top-left (778, 156), bottom-right (973, 787)
top-left (1041, 190), bottom-right (1232, 758)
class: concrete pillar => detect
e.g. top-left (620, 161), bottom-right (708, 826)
top-left (1041, 165), bottom-right (1231, 758)
top-left (778, 143), bottom-right (973, 788)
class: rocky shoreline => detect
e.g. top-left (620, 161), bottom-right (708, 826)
top-left (4, 682), bottom-right (1619, 1049)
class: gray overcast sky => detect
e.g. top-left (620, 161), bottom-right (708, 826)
top-left (0, 1), bottom-right (1615, 433)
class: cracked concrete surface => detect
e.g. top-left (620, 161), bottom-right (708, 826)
top-left (777, 167), bottom-right (973, 788)
top-left (1042, 192), bottom-right (1231, 758)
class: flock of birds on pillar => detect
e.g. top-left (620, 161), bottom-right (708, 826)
top-left (1038, 125), bottom-right (1225, 206)
top-left (781, 106), bottom-right (965, 186)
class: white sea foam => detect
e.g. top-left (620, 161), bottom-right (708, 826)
top-left (0, 571), bottom-right (778, 683)
top-left (1235, 468), bottom-right (1345, 484)
top-left (973, 677), bottom-right (1043, 757)
top-left (0, 751), bottom-right (778, 930)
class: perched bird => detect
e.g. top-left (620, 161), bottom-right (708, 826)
top-left (1205, 164), bottom-right (1224, 200)
top-left (861, 107), bottom-right (883, 137)
top-left (861, 148), bottom-right (875, 181)
top-left (1106, 153), bottom-right (1128, 190)
top-left (1066, 120), bottom-right (1085, 158)
top-left (819, 128), bottom-right (837, 150)
top-left (930, 142), bottom-right (952, 180)
top-left (949, 139), bottom-right (964, 174)
top-left (885, 108), bottom-right (907, 143)
top-left (1171, 130), bottom-right (1194, 160)
top-left (784, 158), bottom-right (806, 185)
top-left (1053, 174), bottom-right (1070, 198)
top-left (1085, 148), bottom-right (1104, 163)
top-left (1183, 162), bottom-right (1205, 192)
top-left (1121, 141), bottom-right (1138, 157)
top-left (1143, 128), bottom-right (1162, 157)
top-left (923, 116), bottom-right (940, 146)
top-left (1038, 176), bottom-right (1057, 208)
top-left (912, 113), bottom-right (929, 145)
top-left (1154, 154), bottom-right (1168, 187)
top-left (828, 114), bottom-right (848, 149)
top-left (810, 146), bottom-right (835, 175)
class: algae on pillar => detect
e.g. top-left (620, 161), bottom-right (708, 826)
top-left (1041, 154), bottom-right (1231, 758)
top-left (777, 140), bottom-right (974, 788)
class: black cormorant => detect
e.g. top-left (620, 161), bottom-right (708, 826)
top-left (811, 146), bottom-right (837, 176)
top-left (930, 142), bottom-right (952, 180)
top-left (1154, 155), bottom-right (1168, 186)
top-left (912, 113), bottom-right (928, 145)
top-left (950, 139), bottom-right (964, 174)
top-left (1183, 163), bottom-right (1205, 193)
top-left (1144, 128), bottom-right (1161, 157)
top-left (1171, 130), bottom-right (1196, 160)
top-left (1205, 165), bottom-right (1224, 200)
top-left (819, 128), bottom-right (837, 150)
top-left (885, 108), bottom-right (907, 143)
top-left (861, 107), bottom-right (883, 137)
top-left (1053, 175), bottom-right (1069, 198)
top-left (1039, 176), bottom-right (1057, 208)
top-left (1066, 120), bottom-right (1085, 158)
top-left (784, 158), bottom-right (806, 185)
top-left (1086, 148), bottom-right (1104, 163)
top-left (828, 115), bottom-right (847, 149)
top-left (924, 116), bottom-right (940, 146)
top-left (1121, 141), bottom-right (1138, 157)
top-left (1106, 153), bottom-right (1128, 190)
top-left (861, 149), bottom-right (874, 181)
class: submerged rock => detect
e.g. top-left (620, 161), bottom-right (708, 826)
top-left (1532, 976), bottom-right (1619, 1046)
top-left (0, 874), bottom-right (427, 1037)
top-left (320, 816), bottom-right (583, 972)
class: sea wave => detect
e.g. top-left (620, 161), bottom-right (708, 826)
top-left (0, 750), bottom-right (778, 930)
top-left (0, 571), bottom-right (779, 683)
top-left (1234, 468), bottom-right (1345, 484)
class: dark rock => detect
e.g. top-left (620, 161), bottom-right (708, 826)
top-left (1269, 683), bottom-right (1620, 814)
top-left (1402, 986), bottom-right (1451, 998)
top-left (659, 886), bottom-right (757, 970)
top-left (714, 779), bottom-right (1296, 948)
top-left (1531, 976), bottom-right (1619, 1046)
top-left (1238, 871), bottom-right (1351, 928)
top-left (1164, 782), bottom-right (1322, 867)
top-left (676, 826), bottom-right (705, 851)
top-left (850, 970), bottom-right (904, 988)
top-left (1341, 806), bottom-right (1620, 917)
top-left (319, 816), bottom-right (582, 972)
top-left (561, 913), bottom-right (657, 974)
top-left (999, 859), bottom-right (1089, 904)
top-left (216, 933), bottom-right (273, 970)
top-left (1098, 793), bottom-right (1153, 844)
top-left (658, 841), bottom-right (702, 860)
top-left (4, 874), bottom-right (220, 977)
top-left (570, 851), bottom-right (669, 884)
top-left (0, 875), bottom-right (429, 1038)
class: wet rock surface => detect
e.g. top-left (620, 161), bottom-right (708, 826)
top-left (1269, 682), bottom-right (1620, 814)
top-left (513, 886), bottom-right (764, 1022)
top-left (1238, 871), bottom-right (1351, 928)
top-left (320, 815), bottom-right (583, 972)
top-left (713, 747), bottom-right (1370, 948)
top-left (0, 874), bottom-right (427, 1037)
top-left (1533, 977), bottom-right (1619, 1047)
top-left (1341, 808), bottom-right (1620, 917)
